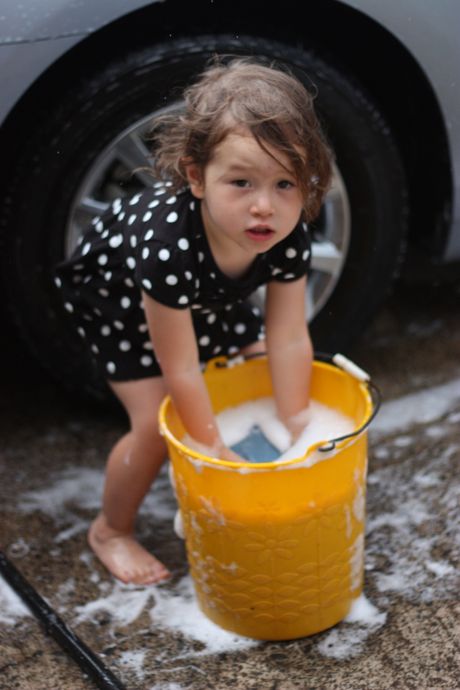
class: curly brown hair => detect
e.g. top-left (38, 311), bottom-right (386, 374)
top-left (150, 57), bottom-right (333, 222)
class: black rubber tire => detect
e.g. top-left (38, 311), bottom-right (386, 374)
top-left (308, 72), bottom-right (408, 352)
top-left (0, 35), bottom-right (407, 397)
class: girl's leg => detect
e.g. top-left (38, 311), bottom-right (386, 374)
top-left (88, 376), bottom-right (170, 585)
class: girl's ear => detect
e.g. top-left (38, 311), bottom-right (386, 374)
top-left (184, 163), bottom-right (205, 199)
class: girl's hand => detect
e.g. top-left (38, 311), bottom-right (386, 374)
top-left (182, 434), bottom-right (246, 463)
top-left (284, 406), bottom-right (311, 443)
top-left (218, 445), bottom-right (247, 463)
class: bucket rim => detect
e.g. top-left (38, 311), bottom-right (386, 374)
top-left (158, 357), bottom-right (374, 470)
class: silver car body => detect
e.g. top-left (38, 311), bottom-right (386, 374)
top-left (1, 0), bottom-right (459, 259)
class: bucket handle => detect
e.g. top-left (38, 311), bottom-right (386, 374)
top-left (214, 350), bottom-right (382, 453)
top-left (317, 383), bottom-right (381, 452)
top-left (309, 351), bottom-right (382, 452)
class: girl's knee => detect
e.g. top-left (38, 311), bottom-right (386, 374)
top-left (129, 412), bottom-right (165, 452)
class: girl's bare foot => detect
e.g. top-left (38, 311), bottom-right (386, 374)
top-left (88, 514), bottom-right (171, 585)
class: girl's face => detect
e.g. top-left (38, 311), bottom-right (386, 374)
top-left (186, 129), bottom-right (304, 261)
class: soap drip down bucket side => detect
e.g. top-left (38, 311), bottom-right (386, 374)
top-left (159, 355), bottom-right (378, 641)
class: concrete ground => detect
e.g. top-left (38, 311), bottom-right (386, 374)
top-left (0, 280), bottom-right (459, 690)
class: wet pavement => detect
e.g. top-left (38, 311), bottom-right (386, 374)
top-left (0, 281), bottom-right (459, 690)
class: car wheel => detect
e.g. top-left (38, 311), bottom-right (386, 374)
top-left (0, 35), bottom-right (407, 397)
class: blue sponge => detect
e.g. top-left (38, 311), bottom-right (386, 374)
top-left (231, 426), bottom-right (279, 463)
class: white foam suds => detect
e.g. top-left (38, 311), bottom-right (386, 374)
top-left (17, 465), bottom-right (176, 540)
top-left (216, 396), bottom-right (355, 461)
top-left (2, 376), bottom-right (459, 672)
top-left (316, 624), bottom-right (372, 660)
top-left (18, 467), bottom-right (103, 518)
top-left (366, 445), bottom-right (460, 602)
top-left (0, 578), bottom-right (31, 625)
top-left (345, 594), bottom-right (387, 626)
top-left (151, 576), bottom-right (258, 654)
top-left (317, 594), bottom-right (386, 660)
top-left (62, 573), bottom-right (257, 655)
top-left (425, 560), bottom-right (456, 577)
top-left (118, 650), bottom-right (147, 681)
top-left (370, 376), bottom-right (460, 436)
top-left (74, 581), bottom-right (157, 627)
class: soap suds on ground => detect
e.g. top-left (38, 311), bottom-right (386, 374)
top-left (1, 381), bottom-right (459, 670)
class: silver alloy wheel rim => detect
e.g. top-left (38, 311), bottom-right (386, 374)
top-left (66, 112), bottom-right (351, 321)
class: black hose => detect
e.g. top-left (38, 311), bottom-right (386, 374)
top-left (0, 550), bottom-right (128, 690)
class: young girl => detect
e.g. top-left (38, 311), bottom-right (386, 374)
top-left (55, 58), bottom-right (332, 585)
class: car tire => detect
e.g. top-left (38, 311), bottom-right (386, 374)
top-left (0, 35), bottom-right (407, 397)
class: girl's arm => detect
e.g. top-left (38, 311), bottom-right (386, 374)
top-left (265, 276), bottom-right (313, 440)
top-left (142, 292), bottom-right (242, 461)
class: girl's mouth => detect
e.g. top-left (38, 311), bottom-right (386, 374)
top-left (245, 226), bottom-right (275, 241)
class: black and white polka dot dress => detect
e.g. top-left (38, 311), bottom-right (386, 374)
top-left (55, 186), bottom-right (311, 381)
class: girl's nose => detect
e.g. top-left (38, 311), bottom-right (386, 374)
top-left (250, 193), bottom-right (274, 217)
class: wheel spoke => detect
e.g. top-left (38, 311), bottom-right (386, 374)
top-left (78, 197), bottom-right (110, 218)
top-left (305, 285), bottom-right (316, 321)
top-left (311, 239), bottom-right (344, 277)
top-left (324, 182), bottom-right (343, 206)
top-left (113, 133), bottom-right (155, 186)
top-left (73, 197), bottom-right (110, 232)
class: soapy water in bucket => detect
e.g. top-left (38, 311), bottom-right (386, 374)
top-left (214, 397), bottom-right (355, 463)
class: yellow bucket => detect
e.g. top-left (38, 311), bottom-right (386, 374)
top-left (159, 355), bottom-right (377, 641)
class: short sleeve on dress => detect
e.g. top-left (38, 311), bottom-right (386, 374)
top-left (268, 221), bottom-right (312, 283)
top-left (134, 238), bottom-right (196, 309)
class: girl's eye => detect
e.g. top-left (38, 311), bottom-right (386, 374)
top-left (231, 179), bottom-right (250, 188)
top-left (278, 180), bottom-right (295, 189)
